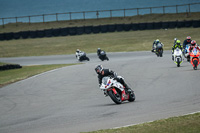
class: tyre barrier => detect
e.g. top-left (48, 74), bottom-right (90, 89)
top-left (20, 31), bottom-right (30, 39)
top-left (100, 25), bottom-right (108, 33)
top-left (92, 26), bottom-right (100, 33)
top-left (0, 20), bottom-right (200, 41)
top-left (13, 32), bottom-right (21, 39)
top-left (116, 24), bottom-right (124, 32)
top-left (52, 28), bottom-right (61, 37)
top-left (0, 64), bottom-right (22, 71)
top-left (77, 27), bottom-right (85, 35)
top-left (84, 26), bottom-right (92, 34)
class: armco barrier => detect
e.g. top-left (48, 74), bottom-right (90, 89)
top-left (0, 20), bottom-right (200, 41)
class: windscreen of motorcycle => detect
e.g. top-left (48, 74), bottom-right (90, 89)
top-left (102, 77), bottom-right (110, 85)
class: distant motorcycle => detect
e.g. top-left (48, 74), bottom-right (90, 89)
top-left (152, 43), bottom-right (163, 57)
top-left (172, 47), bottom-right (183, 67)
top-left (99, 76), bottom-right (135, 104)
top-left (183, 44), bottom-right (191, 62)
top-left (76, 52), bottom-right (90, 62)
top-left (189, 48), bottom-right (200, 70)
top-left (98, 51), bottom-right (109, 61)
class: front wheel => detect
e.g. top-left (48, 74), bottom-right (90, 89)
top-left (108, 90), bottom-right (122, 104)
top-left (128, 91), bottom-right (135, 102)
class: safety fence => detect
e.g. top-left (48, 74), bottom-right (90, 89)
top-left (0, 64), bottom-right (22, 71)
top-left (1, 2), bottom-right (200, 27)
top-left (0, 20), bottom-right (200, 41)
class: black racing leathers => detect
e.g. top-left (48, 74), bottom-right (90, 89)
top-left (183, 39), bottom-right (191, 49)
top-left (97, 69), bottom-right (130, 90)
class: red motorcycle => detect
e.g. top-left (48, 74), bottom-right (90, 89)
top-left (189, 48), bottom-right (200, 70)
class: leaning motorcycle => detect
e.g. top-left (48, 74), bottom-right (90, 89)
top-left (172, 47), bottom-right (183, 67)
top-left (76, 52), bottom-right (90, 62)
top-left (183, 44), bottom-right (191, 62)
top-left (98, 51), bottom-right (109, 61)
top-left (99, 76), bottom-right (135, 104)
top-left (189, 48), bottom-right (200, 70)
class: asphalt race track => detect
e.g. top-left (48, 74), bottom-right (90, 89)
top-left (0, 51), bottom-right (200, 133)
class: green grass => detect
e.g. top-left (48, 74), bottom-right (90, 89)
top-left (84, 112), bottom-right (200, 133)
top-left (0, 63), bottom-right (78, 87)
top-left (1, 12), bottom-right (200, 33)
top-left (0, 27), bottom-right (200, 57)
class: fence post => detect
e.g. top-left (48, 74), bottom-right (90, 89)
top-left (163, 6), bottom-right (165, 14)
top-left (56, 13), bottom-right (58, 21)
top-left (69, 12), bottom-right (72, 20)
top-left (176, 5), bottom-right (178, 13)
top-left (2, 18), bottom-right (4, 28)
top-left (110, 10), bottom-right (112, 18)
top-left (16, 17), bottom-right (18, 26)
top-left (137, 8), bottom-right (139, 15)
top-left (83, 12), bottom-right (85, 20)
top-left (29, 16), bottom-right (31, 25)
top-left (43, 14), bottom-right (45, 23)
top-left (124, 9), bottom-right (126, 17)
top-left (188, 4), bottom-right (191, 13)
top-left (96, 11), bottom-right (99, 19)
top-left (150, 7), bottom-right (152, 14)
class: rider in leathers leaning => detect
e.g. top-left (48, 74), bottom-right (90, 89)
top-left (95, 65), bottom-right (131, 96)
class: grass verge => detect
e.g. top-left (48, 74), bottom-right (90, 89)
top-left (83, 112), bottom-right (200, 133)
top-left (0, 63), bottom-right (78, 87)
top-left (0, 27), bottom-right (200, 57)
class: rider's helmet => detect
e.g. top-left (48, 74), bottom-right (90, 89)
top-left (174, 38), bottom-right (177, 41)
top-left (95, 64), bottom-right (103, 74)
top-left (156, 39), bottom-right (160, 43)
top-left (97, 48), bottom-right (101, 51)
top-left (176, 40), bottom-right (181, 45)
top-left (76, 49), bottom-right (80, 53)
top-left (191, 40), bottom-right (196, 46)
top-left (187, 36), bottom-right (191, 42)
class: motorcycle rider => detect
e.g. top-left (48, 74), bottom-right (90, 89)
top-left (152, 39), bottom-right (163, 52)
top-left (97, 48), bottom-right (101, 56)
top-left (189, 40), bottom-right (200, 52)
top-left (183, 36), bottom-right (192, 49)
top-left (172, 40), bottom-right (182, 61)
top-left (75, 49), bottom-right (81, 59)
top-left (95, 64), bottom-right (131, 96)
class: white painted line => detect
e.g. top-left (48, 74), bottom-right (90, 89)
top-left (112, 110), bottom-right (200, 129)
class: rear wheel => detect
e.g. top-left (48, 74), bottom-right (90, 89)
top-left (108, 90), bottom-right (122, 104)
